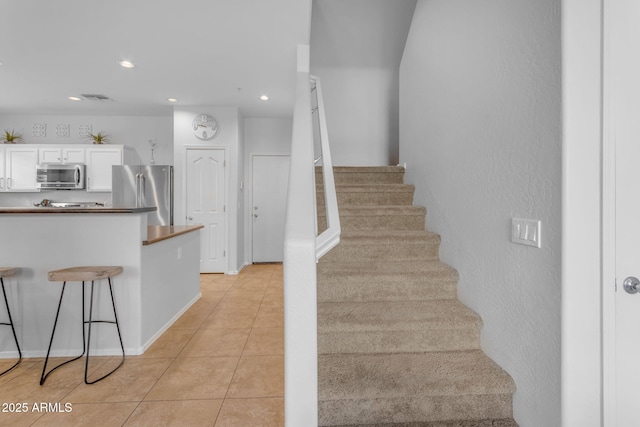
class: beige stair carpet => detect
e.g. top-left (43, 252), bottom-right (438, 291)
top-left (316, 166), bottom-right (516, 426)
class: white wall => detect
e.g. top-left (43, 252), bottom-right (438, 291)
top-left (243, 117), bottom-right (292, 263)
top-left (310, 0), bottom-right (415, 166)
top-left (173, 106), bottom-right (243, 274)
top-left (399, 1), bottom-right (561, 426)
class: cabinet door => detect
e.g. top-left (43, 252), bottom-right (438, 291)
top-left (63, 147), bottom-right (85, 163)
top-left (5, 147), bottom-right (39, 191)
top-left (39, 147), bottom-right (62, 163)
top-left (86, 147), bottom-right (123, 192)
top-left (0, 147), bottom-right (5, 191)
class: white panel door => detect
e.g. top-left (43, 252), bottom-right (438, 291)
top-left (186, 149), bottom-right (226, 273)
top-left (610, 0), bottom-right (640, 424)
top-left (252, 155), bottom-right (290, 262)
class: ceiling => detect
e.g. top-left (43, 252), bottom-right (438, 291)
top-left (0, 0), bottom-right (311, 117)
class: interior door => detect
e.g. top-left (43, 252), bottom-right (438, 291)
top-left (610, 0), bottom-right (640, 424)
top-left (186, 148), bottom-right (226, 273)
top-left (252, 155), bottom-right (290, 262)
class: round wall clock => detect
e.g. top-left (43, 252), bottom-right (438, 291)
top-left (192, 114), bottom-right (218, 140)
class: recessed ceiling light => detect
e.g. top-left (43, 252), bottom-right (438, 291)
top-left (259, 94), bottom-right (269, 101)
top-left (167, 98), bottom-right (179, 103)
top-left (68, 96), bottom-right (82, 101)
top-left (118, 60), bottom-right (135, 68)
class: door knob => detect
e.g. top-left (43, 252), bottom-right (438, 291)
top-left (624, 276), bottom-right (640, 294)
top-left (253, 214), bottom-right (258, 218)
top-left (187, 216), bottom-right (193, 221)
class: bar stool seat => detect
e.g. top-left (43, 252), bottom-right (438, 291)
top-left (40, 266), bottom-right (125, 385)
top-left (0, 267), bottom-right (21, 376)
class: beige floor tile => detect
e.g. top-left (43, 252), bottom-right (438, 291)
top-left (227, 355), bottom-right (284, 398)
top-left (243, 328), bottom-right (284, 356)
top-left (124, 399), bottom-right (223, 427)
top-left (0, 356), bottom-right (106, 403)
top-left (64, 358), bottom-right (172, 403)
top-left (261, 288), bottom-right (284, 307)
top-left (138, 328), bottom-right (197, 358)
top-left (215, 398), bottom-right (284, 427)
top-left (31, 402), bottom-right (138, 427)
top-left (0, 359), bottom-right (39, 387)
top-left (253, 307), bottom-right (284, 328)
top-left (191, 293), bottom-right (225, 310)
top-left (0, 407), bottom-right (45, 427)
top-left (179, 328), bottom-right (250, 358)
top-left (169, 308), bottom-right (211, 329)
top-left (232, 280), bottom-right (270, 292)
top-left (216, 290), bottom-right (265, 308)
top-left (201, 306), bottom-right (259, 329)
top-left (145, 357), bottom-right (238, 401)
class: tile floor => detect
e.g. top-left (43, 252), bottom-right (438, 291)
top-left (0, 263), bottom-right (284, 427)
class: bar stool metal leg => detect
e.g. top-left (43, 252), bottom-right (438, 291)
top-left (0, 277), bottom-right (22, 376)
top-left (40, 282), bottom-right (87, 385)
top-left (84, 277), bottom-right (125, 384)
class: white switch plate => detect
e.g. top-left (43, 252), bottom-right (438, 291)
top-left (511, 218), bottom-right (541, 248)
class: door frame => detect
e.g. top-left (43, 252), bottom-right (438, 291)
top-left (184, 146), bottom-right (229, 273)
top-left (249, 153), bottom-right (290, 263)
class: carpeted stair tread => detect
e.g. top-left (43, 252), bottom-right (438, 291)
top-left (318, 351), bottom-right (515, 424)
top-left (320, 183), bottom-right (416, 193)
top-left (319, 205), bottom-right (426, 217)
top-left (318, 300), bottom-right (480, 333)
top-left (329, 419), bottom-right (518, 427)
top-left (318, 278), bottom-right (457, 302)
top-left (320, 231), bottom-right (441, 263)
top-left (338, 230), bottom-right (440, 243)
top-left (318, 260), bottom-right (454, 275)
top-left (317, 166), bottom-right (406, 185)
top-left (319, 351), bottom-right (515, 399)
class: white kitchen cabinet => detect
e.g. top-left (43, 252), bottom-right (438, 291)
top-left (86, 146), bottom-right (123, 192)
top-left (2, 146), bottom-right (39, 192)
top-left (39, 146), bottom-right (85, 164)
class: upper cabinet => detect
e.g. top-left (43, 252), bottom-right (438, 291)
top-left (1, 146), bottom-right (39, 192)
top-left (39, 146), bottom-right (86, 164)
top-left (86, 146), bottom-right (123, 192)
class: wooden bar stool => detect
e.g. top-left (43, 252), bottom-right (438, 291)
top-left (0, 267), bottom-right (21, 376)
top-left (40, 266), bottom-right (125, 385)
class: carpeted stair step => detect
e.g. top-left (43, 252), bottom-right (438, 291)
top-left (318, 351), bottom-right (516, 426)
top-left (318, 300), bottom-right (481, 353)
top-left (317, 261), bottom-right (459, 302)
top-left (320, 230), bottom-right (440, 263)
top-left (318, 205), bottom-right (426, 231)
top-left (318, 259), bottom-right (455, 276)
top-left (317, 165), bottom-right (405, 185)
top-left (318, 184), bottom-right (415, 207)
top-left (326, 419), bottom-right (518, 426)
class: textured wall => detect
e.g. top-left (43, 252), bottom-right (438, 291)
top-left (399, 1), bottom-right (561, 425)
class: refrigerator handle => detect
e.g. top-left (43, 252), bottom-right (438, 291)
top-left (135, 173), bottom-right (141, 207)
top-left (140, 174), bottom-right (146, 207)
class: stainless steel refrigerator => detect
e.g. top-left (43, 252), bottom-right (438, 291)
top-left (112, 165), bottom-right (173, 225)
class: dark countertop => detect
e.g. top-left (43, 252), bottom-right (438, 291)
top-left (143, 225), bottom-right (204, 245)
top-left (0, 207), bottom-right (157, 214)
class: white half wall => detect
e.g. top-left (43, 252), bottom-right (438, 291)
top-left (399, 1), bottom-right (561, 425)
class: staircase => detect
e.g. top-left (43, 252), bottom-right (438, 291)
top-left (316, 166), bottom-right (517, 427)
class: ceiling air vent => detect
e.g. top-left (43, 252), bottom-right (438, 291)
top-left (80, 93), bottom-right (112, 101)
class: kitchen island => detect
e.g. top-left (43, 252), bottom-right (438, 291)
top-left (0, 207), bottom-right (202, 358)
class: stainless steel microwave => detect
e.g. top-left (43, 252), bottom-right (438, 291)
top-left (36, 164), bottom-right (85, 190)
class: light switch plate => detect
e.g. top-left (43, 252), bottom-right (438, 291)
top-left (512, 218), bottom-right (541, 248)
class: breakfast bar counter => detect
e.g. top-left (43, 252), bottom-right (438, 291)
top-left (0, 208), bottom-right (202, 359)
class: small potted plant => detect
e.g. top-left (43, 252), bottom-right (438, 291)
top-left (1, 129), bottom-right (23, 144)
top-left (89, 131), bottom-right (109, 144)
